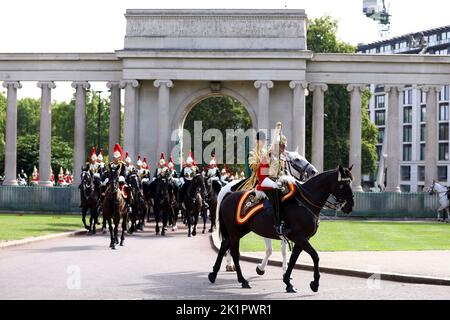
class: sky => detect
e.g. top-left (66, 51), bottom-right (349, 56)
top-left (1, 0), bottom-right (449, 101)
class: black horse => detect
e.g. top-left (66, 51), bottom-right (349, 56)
top-left (209, 165), bottom-right (355, 293)
top-left (206, 177), bottom-right (224, 233)
top-left (167, 177), bottom-right (181, 231)
top-left (152, 176), bottom-right (172, 236)
top-left (79, 171), bottom-right (101, 234)
top-left (127, 172), bottom-right (146, 233)
top-left (102, 168), bottom-right (130, 249)
top-left (181, 174), bottom-right (208, 237)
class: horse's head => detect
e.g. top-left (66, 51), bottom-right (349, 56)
top-left (193, 173), bottom-right (206, 194)
top-left (330, 165), bottom-right (355, 214)
top-left (127, 173), bottom-right (140, 190)
top-left (81, 171), bottom-right (91, 187)
top-left (426, 180), bottom-right (436, 195)
top-left (285, 151), bottom-right (318, 181)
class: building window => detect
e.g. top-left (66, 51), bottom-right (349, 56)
top-left (375, 95), bottom-right (385, 109)
top-left (375, 110), bottom-right (386, 126)
top-left (439, 143), bottom-right (449, 161)
top-left (420, 144), bottom-right (426, 161)
top-left (439, 86), bottom-right (450, 101)
top-left (420, 90), bottom-right (426, 104)
top-left (378, 128), bottom-right (385, 144)
top-left (439, 123), bottom-right (449, 141)
top-left (420, 105), bottom-right (426, 122)
top-left (375, 85), bottom-right (385, 93)
top-left (403, 125), bottom-right (412, 142)
top-left (376, 145), bottom-right (383, 161)
top-left (420, 125), bottom-right (426, 142)
top-left (403, 107), bottom-right (412, 124)
top-left (403, 90), bottom-right (413, 105)
top-left (403, 144), bottom-right (412, 161)
top-left (438, 166), bottom-right (448, 181)
top-left (401, 166), bottom-right (411, 181)
top-left (418, 166), bottom-right (425, 181)
top-left (400, 185), bottom-right (411, 193)
top-left (439, 103), bottom-right (449, 121)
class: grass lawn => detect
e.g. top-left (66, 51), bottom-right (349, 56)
top-left (0, 213), bottom-right (82, 241)
top-left (240, 221), bottom-right (450, 252)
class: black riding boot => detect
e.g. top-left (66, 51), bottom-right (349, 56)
top-left (265, 188), bottom-right (289, 237)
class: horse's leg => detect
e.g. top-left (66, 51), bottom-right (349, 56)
top-left (281, 240), bottom-right (288, 274)
top-left (229, 241), bottom-right (251, 289)
top-left (90, 207), bottom-right (97, 234)
top-left (120, 214), bottom-right (126, 246)
top-left (107, 218), bottom-right (115, 249)
top-left (82, 207), bottom-right (89, 230)
top-left (202, 207), bottom-right (207, 234)
top-left (102, 212), bottom-right (107, 233)
top-left (208, 239), bottom-right (230, 283)
top-left (298, 236), bottom-right (320, 293)
top-left (283, 244), bottom-right (302, 293)
top-left (256, 238), bottom-right (272, 275)
top-left (209, 204), bottom-right (216, 233)
top-left (161, 206), bottom-right (168, 236)
top-left (155, 207), bottom-right (160, 235)
top-left (192, 209), bottom-right (198, 237)
top-left (172, 207), bottom-right (178, 231)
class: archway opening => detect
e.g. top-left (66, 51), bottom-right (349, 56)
top-left (180, 95), bottom-right (253, 177)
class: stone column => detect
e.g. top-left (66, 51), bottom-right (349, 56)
top-left (347, 84), bottom-right (366, 192)
top-left (309, 83), bottom-right (328, 172)
top-left (385, 85), bottom-right (403, 193)
top-left (107, 81), bottom-right (121, 159)
top-left (71, 81), bottom-right (90, 185)
top-left (254, 81), bottom-right (274, 134)
top-left (37, 81), bottom-right (56, 186)
top-left (119, 80), bottom-right (140, 158)
top-left (2, 81), bottom-right (22, 186)
top-left (289, 81), bottom-right (308, 155)
top-left (423, 85), bottom-right (441, 187)
top-left (154, 80), bottom-right (173, 156)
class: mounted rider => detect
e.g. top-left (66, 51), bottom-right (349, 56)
top-left (180, 151), bottom-right (199, 183)
top-left (18, 169), bottom-right (28, 185)
top-left (88, 147), bottom-right (98, 174)
top-left (107, 144), bottom-right (127, 186)
top-left (256, 122), bottom-right (290, 237)
top-left (167, 155), bottom-right (177, 178)
top-left (238, 131), bottom-right (268, 191)
top-left (124, 152), bottom-right (135, 176)
top-left (155, 153), bottom-right (169, 178)
top-left (57, 167), bottom-right (66, 186)
top-left (31, 166), bottom-right (39, 185)
top-left (96, 148), bottom-right (106, 176)
top-left (65, 169), bottom-right (73, 185)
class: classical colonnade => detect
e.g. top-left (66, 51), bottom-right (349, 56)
top-left (3, 76), bottom-right (442, 192)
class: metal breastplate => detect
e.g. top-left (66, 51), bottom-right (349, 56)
top-left (184, 167), bottom-right (195, 180)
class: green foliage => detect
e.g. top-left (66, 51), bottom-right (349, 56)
top-left (17, 97), bottom-right (40, 136)
top-left (184, 96), bottom-right (252, 173)
top-left (306, 15), bottom-right (378, 175)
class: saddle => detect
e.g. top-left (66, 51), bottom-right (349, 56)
top-left (235, 182), bottom-right (296, 225)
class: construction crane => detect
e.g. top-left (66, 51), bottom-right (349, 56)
top-left (363, 0), bottom-right (391, 37)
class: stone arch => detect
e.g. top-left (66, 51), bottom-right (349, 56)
top-left (171, 86), bottom-right (257, 132)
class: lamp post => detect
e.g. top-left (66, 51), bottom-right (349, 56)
top-left (95, 91), bottom-right (102, 151)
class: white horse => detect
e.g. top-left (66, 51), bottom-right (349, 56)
top-left (426, 181), bottom-right (449, 222)
top-left (216, 150), bottom-right (318, 275)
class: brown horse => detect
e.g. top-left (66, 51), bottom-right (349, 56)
top-left (102, 168), bottom-right (131, 249)
top-left (208, 165), bottom-right (355, 293)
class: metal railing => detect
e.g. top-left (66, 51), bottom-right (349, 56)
top-left (0, 186), bottom-right (441, 218)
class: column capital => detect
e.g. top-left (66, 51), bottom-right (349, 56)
top-left (153, 79), bottom-right (173, 88)
top-left (37, 81), bottom-right (56, 89)
top-left (71, 81), bottom-right (91, 90)
top-left (346, 84), bottom-right (367, 92)
top-left (119, 80), bottom-right (140, 89)
top-left (254, 80), bottom-right (274, 89)
top-left (289, 80), bottom-right (308, 90)
top-left (2, 81), bottom-right (22, 89)
top-left (309, 83), bottom-right (328, 92)
top-left (420, 85), bottom-right (443, 93)
top-left (106, 81), bottom-right (121, 89)
top-left (384, 85), bottom-right (404, 93)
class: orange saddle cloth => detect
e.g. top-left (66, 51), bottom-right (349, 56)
top-left (235, 182), bottom-right (296, 225)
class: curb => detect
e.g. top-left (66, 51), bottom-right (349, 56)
top-left (0, 229), bottom-right (87, 250)
top-left (210, 233), bottom-right (450, 287)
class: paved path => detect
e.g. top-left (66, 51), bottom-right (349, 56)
top-left (0, 223), bottom-right (449, 300)
top-left (244, 250), bottom-right (450, 279)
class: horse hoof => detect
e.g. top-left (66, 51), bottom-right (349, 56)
top-left (84, 226), bottom-right (90, 231)
top-left (192, 230), bottom-right (197, 236)
top-left (202, 230), bottom-right (205, 234)
top-left (256, 266), bottom-right (265, 276)
top-left (286, 285), bottom-right (297, 293)
top-left (208, 272), bottom-right (217, 283)
top-left (282, 273), bottom-right (293, 280)
top-left (310, 281), bottom-right (319, 293)
top-left (188, 234), bottom-right (191, 237)
top-left (241, 281), bottom-right (252, 289)
top-left (208, 229), bottom-right (213, 233)
top-left (120, 243), bottom-right (124, 247)
top-left (226, 265), bottom-right (235, 272)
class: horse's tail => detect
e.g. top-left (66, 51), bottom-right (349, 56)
top-left (216, 199), bottom-right (228, 242)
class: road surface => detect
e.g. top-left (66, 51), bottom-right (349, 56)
top-left (0, 223), bottom-right (448, 300)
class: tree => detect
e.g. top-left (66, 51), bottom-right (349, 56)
top-left (184, 96), bottom-right (252, 173)
top-left (306, 15), bottom-right (379, 175)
